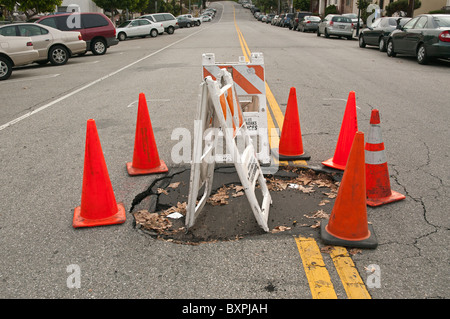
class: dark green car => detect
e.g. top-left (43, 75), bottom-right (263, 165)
top-left (386, 14), bottom-right (450, 64)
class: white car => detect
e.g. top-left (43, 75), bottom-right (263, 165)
top-left (0, 35), bottom-right (39, 80)
top-left (0, 23), bottom-right (85, 66)
top-left (116, 19), bottom-right (164, 41)
top-left (200, 15), bottom-right (212, 22)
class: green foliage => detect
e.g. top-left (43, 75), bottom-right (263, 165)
top-left (385, 0), bottom-right (421, 16)
top-left (293, 0), bottom-right (310, 12)
top-left (1, 0), bottom-right (62, 19)
top-left (325, 5), bottom-right (338, 16)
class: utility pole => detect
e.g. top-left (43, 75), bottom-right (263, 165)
top-left (407, 0), bottom-right (415, 17)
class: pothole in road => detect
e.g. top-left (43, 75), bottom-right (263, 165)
top-left (130, 165), bottom-right (342, 245)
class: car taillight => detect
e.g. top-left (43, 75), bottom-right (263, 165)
top-left (439, 30), bottom-right (450, 42)
top-left (295, 18), bottom-right (298, 22)
top-left (330, 21), bottom-right (334, 26)
top-left (351, 23), bottom-right (354, 28)
top-left (78, 33), bottom-right (82, 40)
top-left (26, 41), bottom-right (33, 47)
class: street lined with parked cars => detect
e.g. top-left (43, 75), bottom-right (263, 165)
top-left (0, 9), bottom-right (215, 81)
top-left (246, 2), bottom-right (449, 66)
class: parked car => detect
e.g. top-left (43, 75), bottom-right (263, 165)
top-left (359, 17), bottom-right (410, 51)
top-left (176, 16), bottom-right (195, 28)
top-left (178, 14), bottom-right (201, 26)
top-left (275, 14), bottom-right (285, 26)
top-left (0, 35), bottom-right (39, 80)
top-left (116, 19), bottom-right (164, 41)
top-left (291, 11), bottom-right (312, 31)
top-left (386, 14), bottom-right (450, 64)
top-left (282, 13), bottom-right (294, 28)
top-left (0, 23), bottom-right (86, 66)
top-left (271, 15), bottom-right (279, 25)
top-left (298, 16), bottom-right (321, 32)
top-left (317, 15), bottom-right (353, 40)
top-left (200, 15), bottom-right (212, 22)
top-left (343, 13), bottom-right (363, 29)
top-left (35, 12), bottom-right (118, 55)
top-left (138, 13), bottom-right (178, 34)
top-left (265, 14), bottom-right (275, 24)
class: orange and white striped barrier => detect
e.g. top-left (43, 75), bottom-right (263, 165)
top-left (202, 53), bottom-right (270, 165)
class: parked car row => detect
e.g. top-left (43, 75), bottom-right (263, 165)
top-left (0, 9), bottom-right (216, 80)
top-left (249, 1), bottom-right (450, 66)
top-left (359, 14), bottom-right (450, 65)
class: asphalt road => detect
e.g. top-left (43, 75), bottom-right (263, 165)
top-left (0, 1), bottom-right (448, 304)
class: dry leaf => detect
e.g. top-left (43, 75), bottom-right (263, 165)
top-left (310, 221), bottom-right (321, 228)
top-left (133, 210), bottom-right (172, 233)
top-left (168, 182), bottom-right (181, 189)
top-left (207, 186), bottom-right (229, 206)
top-left (320, 246), bottom-right (334, 253)
top-left (318, 199), bottom-right (330, 206)
top-left (304, 209), bottom-right (329, 219)
top-left (349, 248), bottom-right (362, 256)
top-left (232, 191), bottom-right (244, 197)
top-left (271, 225), bottom-right (291, 233)
top-left (157, 188), bottom-right (168, 195)
top-left (299, 185), bottom-right (315, 193)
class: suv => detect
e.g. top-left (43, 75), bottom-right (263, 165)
top-left (291, 11), bottom-right (312, 30)
top-left (283, 13), bottom-right (294, 28)
top-left (35, 12), bottom-right (118, 55)
top-left (138, 13), bottom-right (178, 34)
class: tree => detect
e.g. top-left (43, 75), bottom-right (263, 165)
top-left (1, 0), bottom-right (62, 20)
top-left (385, 0), bottom-right (421, 17)
top-left (92, 0), bottom-right (149, 22)
top-left (293, 0), bottom-right (310, 12)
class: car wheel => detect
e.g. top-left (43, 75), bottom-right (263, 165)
top-left (378, 37), bottom-right (386, 52)
top-left (359, 35), bottom-right (366, 48)
top-left (167, 26), bottom-right (175, 34)
top-left (417, 44), bottom-right (429, 65)
top-left (118, 32), bottom-right (126, 41)
top-left (91, 38), bottom-right (107, 55)
top-left (317, 29), bottom-right (320, 37)
top-left (324, 28), bottom-right (330, 38)
top-left (187, 22), bottom-right (191, 28)
top-left (0, 56), bottom-right (12, 81)
top-left (49, 45), bottom-right (69, 66)
top-left (150, 29), bottom-right (158, 37)
top-left (386, 39), bottom-right (396, 57)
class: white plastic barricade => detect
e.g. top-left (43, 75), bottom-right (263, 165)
top-left (185, 82), bottom-right (217, 229)
top-left (186, 68), bottom-right (271, 232)
top-left (202, 52), bottom-right (271, 166)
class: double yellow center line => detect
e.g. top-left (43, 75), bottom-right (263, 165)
top-left (234, 9), bottom-right (306, 168)
top-left (233, 7), bottom-right (371, 299)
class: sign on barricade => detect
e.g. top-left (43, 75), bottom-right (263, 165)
top-left (202, 52), bottom-right (271, 166)
top-left (186, 68), bottom-right (271, 232)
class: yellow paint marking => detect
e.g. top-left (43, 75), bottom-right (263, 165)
top-left (233, 6), bottom-right (306, 167)
top-left (329, 246), bottom-right (372, 299)
top-left (294, 236), bottom-right (338, 299)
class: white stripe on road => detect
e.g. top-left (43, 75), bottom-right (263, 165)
top-left (5, 73), bottom-right (60, 84)
top-left (0, 28), bottom-right (205, 132)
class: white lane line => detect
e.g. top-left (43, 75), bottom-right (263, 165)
top-left (0, 28), bottom-right (205, 132)
top-left (126, 99), bottom-right (171, 108)
top-left (5, 73), bottom-right (60, 84)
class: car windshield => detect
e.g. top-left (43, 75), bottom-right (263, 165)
top-left (387, 18), bottom-right (397, 26)
top-left (344, 14), bottom-right (357, 19)
top-left (333, 16), bottom-right (352, 23)
top-left (307, 16), bottom-right (321, 21)
top-left (118, 21), bottom-right (130, 28)
top-left (434, 16), bottom-right (450, 27)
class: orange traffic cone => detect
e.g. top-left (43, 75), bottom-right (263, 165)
top-left (365, 109), bottom-right (405, 206)
top-left (73, 119), bottom-right (126, 228)
top-left (321, 131), bottom-right (378, 249)
top-left (272, 87), bottom-right (310, 160)
top-left (126, 93), bottom-right (168, 176)
top-left (322, 91), bottom-right (358, 170)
